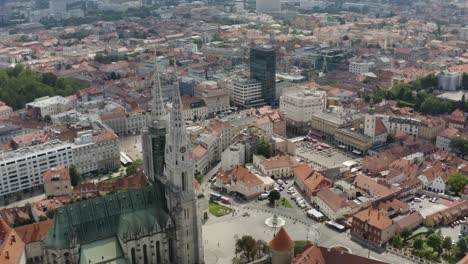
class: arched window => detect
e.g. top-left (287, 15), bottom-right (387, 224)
top-left (156, 241), bottom-right (161, 263)
top-left (143, 245), bottom-right (148, 264)
top-left (182, 172), bottom-right (186, 191)
top-left (169, 239), bottom-right (175, 262)
top-left (131, 248), bottom-right (136, 264)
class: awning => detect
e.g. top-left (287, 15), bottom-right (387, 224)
top-left (309, 129), bottom-right (325, 138)
top-left (338, 145), bottom-right (346, 149)
top-left (352, 150), bottom-right (362, 155)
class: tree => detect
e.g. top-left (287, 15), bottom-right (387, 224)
top-left (447, 172), bottom-right (468, 195)
top-left (413, 238), bottom-right (424, 251)
top-left (401, 228), bottom-right (413, 243)
top-left (268, 189), bottom-right (281, 204)
top-left (427, 233), bottom-right (443, 252)
top-left (235, 235), bottom-right (260, 262)
top-left (450, 138), bottom-right (468, 158)
top-left (462, 73), bottom-right (468, 90)
top-left (126, 159), bottom-right (143, 176)
top-left (255, 141), bottom-right (272, 158)
top-left (212, 33), bottom-right (223, 42)
top-left (69, 165), bottom-right (81, 187)
top-left (442, 236), bottom-right (452, 251)
top-left (392, 234), bottom-right (403, 249)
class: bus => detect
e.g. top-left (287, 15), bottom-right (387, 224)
top-left (325, 221), bottom-right (346, 232)
top-left (210, 193), bottom-right (222, 202)
top-left (307, 209), bottom-right (324, 222)
top-left (221, 197), bottom-right (231, 204)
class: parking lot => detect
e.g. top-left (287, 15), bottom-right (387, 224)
top-left (408, 195), bottom-right (465, 242)
top-left (295, 140), bottom-right (359, 170)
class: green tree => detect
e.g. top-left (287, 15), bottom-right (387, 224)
top-left (268, 189), bottom-right (281, 204)
top-left (69, 165), bottom-right (81, 187)
top-left (462, 73), bottom-right (468, 90)
top-left (427, 233), bottom-right (443, 252)
top-left (442, 236), bottom-right (452, 251)
top-left (255, 141), bottom-right (272, 158)
top-left (413, 238), bottom-right (424, 251)
top-left (212, 33), bottom-right (223, 42)
top-left (447, 172), bottom-right (468, 195)
top-left (126, 159), bottom-right (143, 176)
top-left (392, 234), bottom-right (403, 249)
top-left (450, 138), bottom-right (468, 158)
top-left (401, 228), bottom-right (413, 243)
top-left (235, 235), bottom-right (260, 262)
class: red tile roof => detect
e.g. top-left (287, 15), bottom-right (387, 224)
top-left (42, 165), bottom-right (70, 183)
top-left (269, 228), bottom-right (294, 252)
top-left (353, 207), bottom-right (393, 230)
top-left (293, 244), bottom-right (387, 264)
top-left (13, 219), bottom-right (52, 244)
top-left (0, 219), bottom-right (25, 264)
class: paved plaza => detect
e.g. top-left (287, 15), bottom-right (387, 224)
top-left (119, 134), bottom-right (143, 161)
top-left (296, 142), bottom-right (357, 170)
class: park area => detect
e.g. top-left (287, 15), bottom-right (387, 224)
top-left (209, 201), bottom-right (232, 217)
top-left (389, 228), bottom-right (468, 263)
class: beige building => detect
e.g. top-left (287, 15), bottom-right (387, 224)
top-left (257, 155), bottom-right (299, 179)
top-left (72, 130), bottom-right (120, 175)
top-left (42, 166), bottom-right (71, 198)
top-left (418, 117), bottom-right (446, 141)
top-left (335, 128), bottom-right (372, 154)
top-left (310, 109), bottom-right (363, 140)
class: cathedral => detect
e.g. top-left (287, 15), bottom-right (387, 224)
top-left (44, 62), bottom-right (204, 264)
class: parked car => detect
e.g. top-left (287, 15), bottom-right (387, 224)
top-left (277, 179), bottom-right (284, 185)
top-left (258, 193), bottom-right (269, 200)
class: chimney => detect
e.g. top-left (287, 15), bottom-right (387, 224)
top-left (11, 234), bottom-right (15, 243)
top-left (5, 250), bottom-right (9, 259)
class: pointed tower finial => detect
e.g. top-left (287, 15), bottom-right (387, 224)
top-left (150, 51), bottom-right (166, 121)
top-left (170, 61), bottom-right (184, 129)
top-left (369, 96), bottom-right (375, 115)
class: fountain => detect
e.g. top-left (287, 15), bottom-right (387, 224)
top-left (264, 212), bottom-right (285, 228)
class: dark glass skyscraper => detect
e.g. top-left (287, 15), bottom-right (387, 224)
top-left (250, 46), bottom-right (276, 105)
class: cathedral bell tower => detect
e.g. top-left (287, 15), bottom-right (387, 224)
top-left (164, 68), bottom-right (204, 264)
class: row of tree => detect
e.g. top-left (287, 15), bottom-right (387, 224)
top-left (0, 64), bottom-right (86, 110)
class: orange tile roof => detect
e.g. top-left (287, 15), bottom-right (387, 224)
top-left (192, 145), bottom-right (208, 160)
top-left (353, 207), bottom-right (393, 230)
top-left (316, 188), bottom-right (358, 212)
top-left (94, 130), bottom-right (118, 143)
top-left (261, 155), bottom-right (297, 170)
top-left (0, 219), bottom-right (25, 264)
top-left (293, 244), bottom-right (387, 264)
top-left (42, 165), bottom-right (70, 183)
top-left (231, 165), bottom-right (263, 187)
top-left (13, 219), bottom-right (52, 244)
top-left (269, 228), bottom-right (294, 252)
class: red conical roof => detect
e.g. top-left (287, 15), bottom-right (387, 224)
top-left (269, 227), bottom-right (294, 251)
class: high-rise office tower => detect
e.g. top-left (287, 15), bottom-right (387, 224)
top-left (250, 46), bottom-right (276, 105)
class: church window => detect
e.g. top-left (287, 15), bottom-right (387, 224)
top-left (143, 245), bottom-right (148, 264)
top-left (182, 172), bottom-right (186, 191)
top-left (169, 239), bottom-right (175, 262)
top-left (156, 241), bottom-right (161, 263)
top-left (131, 248), bottom-right (136, 264)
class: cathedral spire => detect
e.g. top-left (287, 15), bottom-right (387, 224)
top-left (170, 63), bottom-right (184, 130)
top-left (150, 53), bottom-right (166, 120)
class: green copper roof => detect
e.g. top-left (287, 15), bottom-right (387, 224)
top-left (46, 185), bottom-right (171, 249)
top-left (79, 236), bottom-right (128, 264)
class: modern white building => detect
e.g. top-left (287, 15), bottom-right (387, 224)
top-left (26, 96), bottom-right (71, 118)
top-left (349, 61), bottom-right (374, 74)
top-left (228, 78), bottom-right (265, 109)
top-left (438, 71), bottom-right (462, 91)
top-left (256, 0), bottom-right (281, 13)
top-left (280, 88), bottom-right (327, 132)
top-left (0, 140), bottom-right (73, 197)
top-left (221, 143), bottom-right (246, 171)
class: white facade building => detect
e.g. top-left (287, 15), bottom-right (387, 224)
top-left (228, 78), bottom-right (265, 109)
top-left (26, 96), bottom-right (71, 118)
top-left (280, 88), bottom-right (327, 124)
top-left (438, 71), bottom-right (462, 91)
top-left (349, 61), bottom-right (374, 74)
top-left (0, 140), bottom-right (73, 197)
top-left (380, 115), bottom-right (420, 137)
top-left (221, 143), bottom-right (245, 171)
